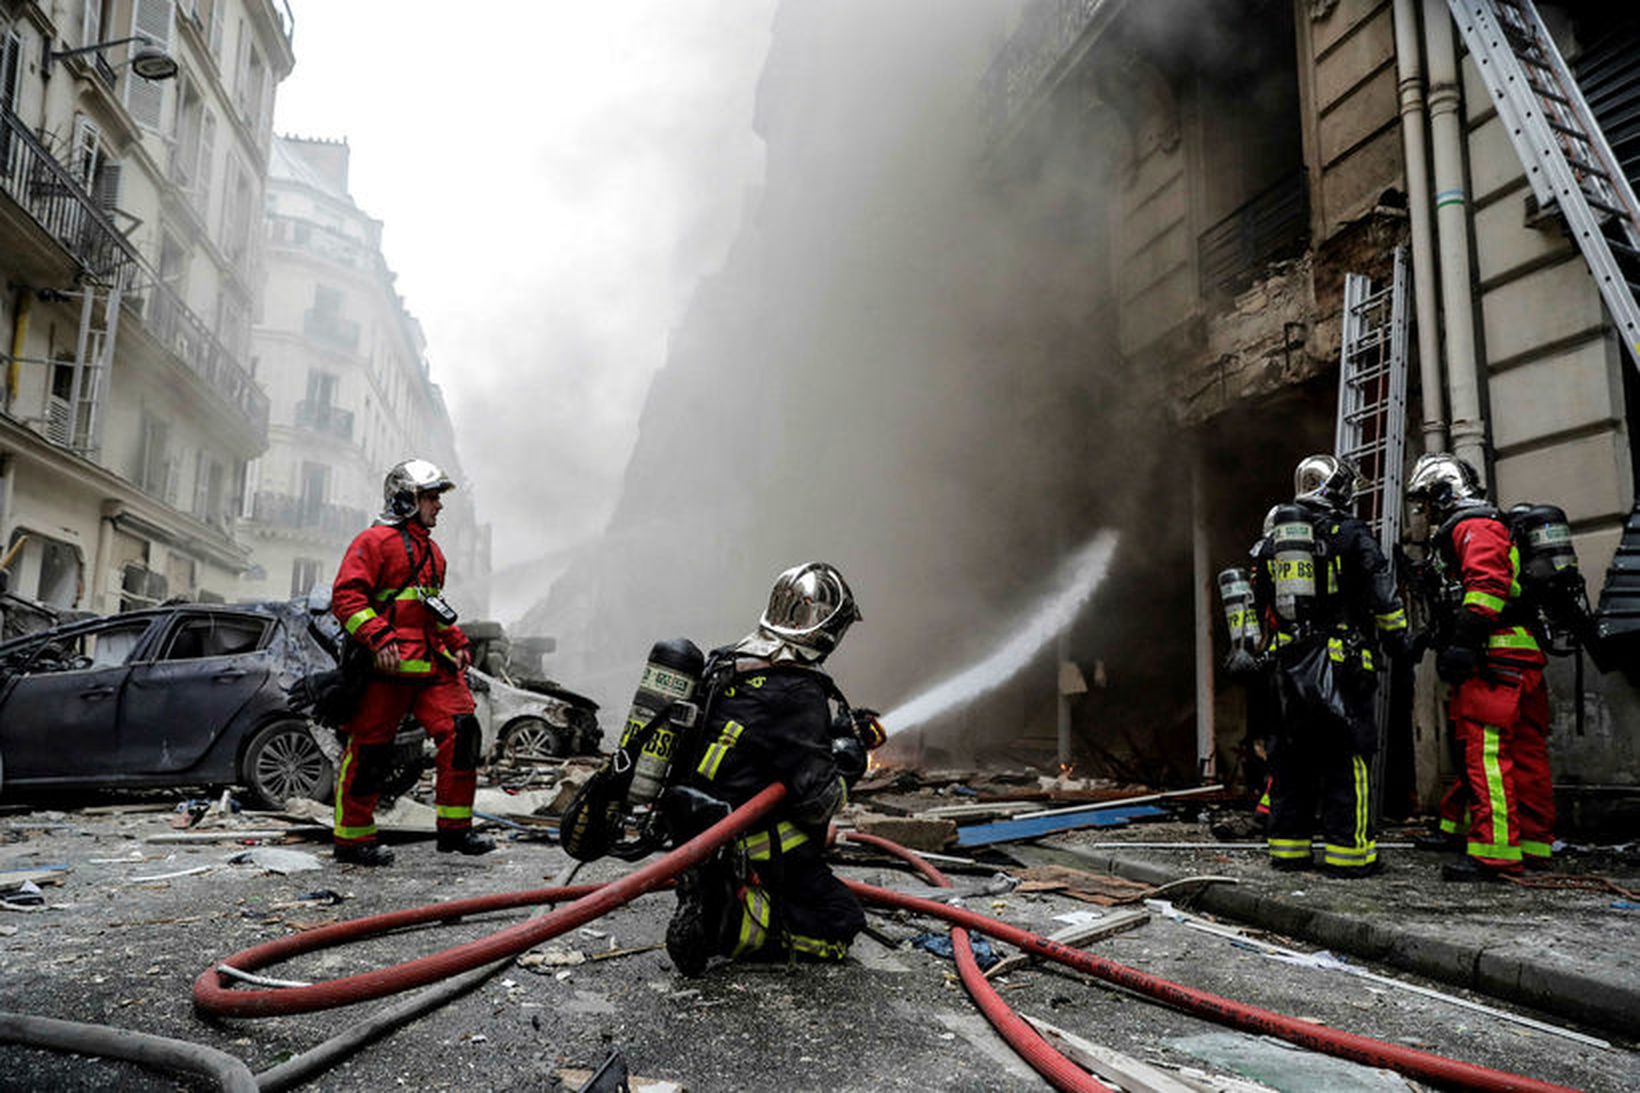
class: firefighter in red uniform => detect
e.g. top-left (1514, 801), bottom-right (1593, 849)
top-left (1406, 453), bottom-right (1552, 881)
top-left (330, 459), bottom-right (493, 866)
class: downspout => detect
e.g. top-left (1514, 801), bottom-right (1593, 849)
top-left (1191, 449), bottom-right (1216, 780)
top-left (1422, 0), bottom-right (1488, 478)
top-left (1393, 0), bottom-right (1448, 452)
top-left (6, 289), bottom-right (30, 412)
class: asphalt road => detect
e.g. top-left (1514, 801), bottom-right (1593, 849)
top-left (1, 799), bottom-right (1635, 1091)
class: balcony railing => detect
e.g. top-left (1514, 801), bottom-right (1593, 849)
top-left (0, 108), bottom-right (139, 287)
top-left (294, 398), bottom-right (355, 441)
top-left (268, 214), bottom-right (370, 270)
top-left (1197, 168), bottom-right (1310, 299)
top-left (140, 276), bottom-right (270, 435)
top-left (302, 308), bottom-right (361, 352)
top-left (979, 0), bottom-right (1114, 141)
top-left (250, 490), bottom-right (370, 538)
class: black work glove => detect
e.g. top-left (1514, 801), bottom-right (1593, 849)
top-left (850, 707), bottom-right (887, 751)
top-left (832, 735), bottom-right (868, 784)
top-left (1436, 610), bottom-right (1491, 684)
top-left (1223, 648), bottom-right (1261, 678)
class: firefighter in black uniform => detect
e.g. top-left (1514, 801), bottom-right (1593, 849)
top-left (664, 562), bottom-right (884, 977)
top-left (1262, 456), bottom-right (1409, 877)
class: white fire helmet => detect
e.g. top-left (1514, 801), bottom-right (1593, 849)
top-left (737, 562), bottom-right (861, 664)
top-left (380, 458), bottom-right (455, 523)
top-left (1293, 454), bottom-right (1360, 513)
top-left (1405, 452), bottom-right (1485, 541)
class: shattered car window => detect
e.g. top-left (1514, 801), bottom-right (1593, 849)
top-left (161, 616), bottom-right (271, 660)
top-left (86, 623), bottom-right (148, 668)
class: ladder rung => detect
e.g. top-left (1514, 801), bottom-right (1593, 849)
top-left (1563, 155), bottom-right (1611, 182)
top-left (1546, 117), bottom-right (1594, 145)
top-left (1581, 192), bottom-right (1629, 220)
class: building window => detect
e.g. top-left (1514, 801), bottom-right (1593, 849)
top-left (138, 414), bottom-right (176, 501)
top-left (5, 528), bottom-right (83, 608)
top-left (290, 557), bottom-right (323, 598)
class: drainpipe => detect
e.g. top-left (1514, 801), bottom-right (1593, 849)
top-left (1191, 449), bottom-right (1216, 781)
top-left (1423, 0), bottom-right (1488, 479)
top-left (92, 500), bottom-right (120, 613)
top-left (6, 289), bottom-right (30, 412)
top-left (1394, 0), bottom-right (1448, 452)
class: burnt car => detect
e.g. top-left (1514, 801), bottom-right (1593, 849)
top-left (0, 601), bottom-right (348, 808)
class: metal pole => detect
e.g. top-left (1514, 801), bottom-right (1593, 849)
top-left (1192, 448), bottom-right (1216, 780)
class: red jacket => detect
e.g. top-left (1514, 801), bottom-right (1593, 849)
top-left (333, 520), bottom-right (469, 678)
top-left (1443, 513), bottom-right (1545, 667)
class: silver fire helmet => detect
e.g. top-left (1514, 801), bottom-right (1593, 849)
top-left (747, 562), bottom-right (861, 663)
top-left (380, 458), bottom-right (456, 523)
top-left (1404, 452), bottom-right (1485, 540)
top-left (1293, 454), bottom-right (1360, 513)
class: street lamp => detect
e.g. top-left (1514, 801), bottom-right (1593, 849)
top-left (49, 36), bottom-right (179, 81)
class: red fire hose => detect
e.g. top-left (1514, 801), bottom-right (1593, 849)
top-left (846, 830), bottom-right (1113, 1093)
top-left (192, 784), bottom-right (783, 1018)
top-left (193, 783), bottom-right (1575, 1092)
top-left (848, 877), bottom-right (1576, 1093)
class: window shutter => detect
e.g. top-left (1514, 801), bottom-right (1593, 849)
top-left (1, 30), bottom-right (21, 118)
top-left (71, 115), bottom-right (103, 188)
top-left (193, 449), bottom-right (209, 516)
top-left (82, 0), bottom-right (102, 49)
top-left (197, 110), bottom-right (215, 214)
top-left (124, 0), bottom-right (175, 131)
top-left (92, 161), bottom-right (120, 210)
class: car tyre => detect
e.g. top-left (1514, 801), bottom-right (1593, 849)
top-left (242, 719), bottom-right (335, 809)
top-left (499, 716), bottom-right (569, 764)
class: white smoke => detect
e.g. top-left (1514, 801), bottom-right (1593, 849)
top-left (879, 530), bottom-right (1120, 735)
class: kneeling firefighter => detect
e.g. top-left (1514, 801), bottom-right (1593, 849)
top-left (1262, 455), bottom-right (1409, 878)
top-left (663, 562), bottom-right (884, 977)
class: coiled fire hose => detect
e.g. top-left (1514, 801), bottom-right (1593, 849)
top-left (846, 830), bottom-right (1113, 1093)
top-left (188, 783), bottom-right (1575, 1093)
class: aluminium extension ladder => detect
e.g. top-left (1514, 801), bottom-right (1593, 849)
top-left (1448, 0), bottom-right (1640, 372)
top-left (1333, 244), bottom-right (1410, 824)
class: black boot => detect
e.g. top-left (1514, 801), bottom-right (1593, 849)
top-left (667, 860), bottom-right (731, 977)
top-left (335, 842), bottom-right (395, 867)
top-left (436, 829), bottom-right (497, 855)
top-left (1270, 856), bottom-right (1313, 873)
top-left (1441, 856), bottom-right (1513, 883)
top-left (1413, 830), bottom-right (1462, 852)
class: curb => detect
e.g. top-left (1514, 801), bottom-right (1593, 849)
top-left (1032, 844), bottom-right (1640, 1041)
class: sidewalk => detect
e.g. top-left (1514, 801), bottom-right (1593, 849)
top-left (1023, 822), bottom-right (1640, 1041)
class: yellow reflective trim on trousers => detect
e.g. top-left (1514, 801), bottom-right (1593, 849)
top-left (393, 659), bottom-right (434, 674)
top-left (1463, 589), bottom-right (1506, 613)
top-left (1481, 726), bottom-right (1510, 853)
top-left (732, 886), bottom-right (771, 957)
top-left (344, 608), bottom-right (378, 634)
top-left (1376, 608), bottom-right (1407, 630)
top-left (697, 720), bottom-right (745, 781)
top-left (1268, 838), bottom-right (1310, 860)
top-left (333, 752), bottom-right (379, 839)
top-left (1354, 754), bottom-right (1369, 851)
top-left (1467, 840), bottom-right (1522, 861)
top-left (1520, 840), bottom-right (1552, 858)
top-left (740, 821), bottom-right (809, 862)
top-left (437, 804), bottom-right (472, 820)
top-left (1488, 627), bottom-right (1540, 651)
top-left (788, 932), bottom-right (849, 961)
top-left (1327, 636), bottom-right (1346, 662)
top-left (1439, 816), bottom-right (1461, 835)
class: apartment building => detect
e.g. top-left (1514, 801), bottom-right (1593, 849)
top-left (981, 0), bottom-right (1638, 798)
top-left (239, 135), bottom-right (491, 619)
top-left (0, 0), bottom-right (292, 613)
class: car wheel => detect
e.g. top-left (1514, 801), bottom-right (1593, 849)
top-left (499, 716), bottom-right (568, 764)
top-left (242, 719), bottom-right (335, 809)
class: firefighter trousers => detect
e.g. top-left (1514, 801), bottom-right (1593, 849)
top-left (334, 671), bottom-right (480, 847)
top-left (1446, 666), bottom-right (1551, 871)
top-left (722, 830), bottom-right (864, 962)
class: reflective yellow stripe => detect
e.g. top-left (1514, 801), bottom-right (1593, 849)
top-left (1481, 726), bottom-right (1511, 854)
top-left (1520, 841), bottom-right (1553, 859)
top-left (394, 659), bottom-right (434, 674)
top-left (1439, 816), bottom-right (1461, 835)
top-left (1488, 627), bottom-right (1540, 651)
top-left (732, 886), bottom-right (772, 957)
top-left (1376, 608), bottom-right (1407, 631)
top-left (740, 821), bottom-right (809, 862)
top-left (371, 586), bottom-right (440, 603)
top-left (1327, 636), bottom-right (1346, 662)
top-left (344, 608), bottom-right (378, 634)
top-left (437, 804), bottom-right (472, 820)
top-left (1267, 838), bottom-right (1310, 860)
top-left (788, 932), bottom-right (849, 961)
top-left (1463, 589), bottom-right (1506, 613)
top-left (334, 751), bottom-right (379, 839)
top-left (697, 720), bottom-right (745, 781)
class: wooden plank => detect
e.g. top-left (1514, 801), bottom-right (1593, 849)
top-left (954, 804), bottom-right (1169, 848)
top-left (984, 908), bottom-right (1149, 980)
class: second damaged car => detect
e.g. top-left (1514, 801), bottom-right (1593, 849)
top-left (0, 603), bottom-right (345, 808)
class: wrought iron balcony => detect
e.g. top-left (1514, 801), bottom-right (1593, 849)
top-left (250, 490), bottom-right (370, 538)
top-left (294, 398), bottom-right (355, 441)
top-left (0, 107), bottom-right (139, 287)
top-left (979, 0), bottom-right (1114, 141)
top-left (139, 276), bottom-right (270, 435)
top-left (302, 308), bottom-right (361, 352)
top-left (1197, 168), bottom-right (1310, 299)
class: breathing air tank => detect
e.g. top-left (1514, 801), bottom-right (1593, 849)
top-left (1217, 567), bottom-right (1263, 650)
top-left (621, 638), bottom-right (705, 810)
top-left (1509, 504), bottom-right (1580, 585)
top-left (1269, 504), bottom-right (1317, 624)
